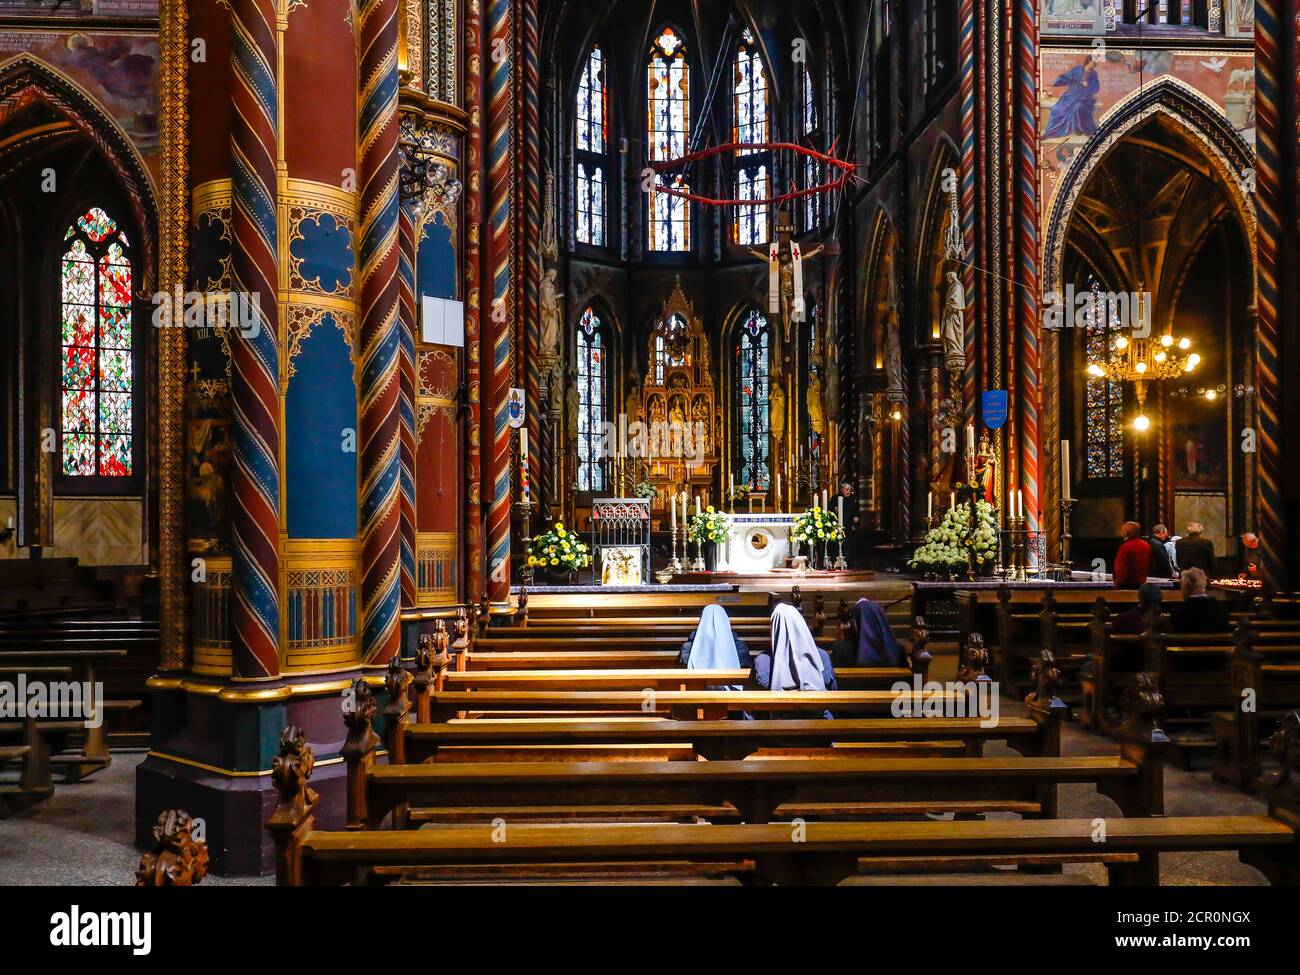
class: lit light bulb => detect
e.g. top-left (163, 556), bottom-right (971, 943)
top-left (1087, 363), bottom-right (1106, 378)
top-left (1135, 361), bottom-right (1148, 374)
top-left (1114, 336), bottom-right (1129, 350)
top-left (1178, 337), bottom-right (1191, 350)
top-left (1205, 389), bottom-right (1218, 401)
top-left (1154, 350), bottom-right (1167, 363)
top-left (1160, 334), bottom-right (1174, 347)
top-left (889, 409), bottom-right (902, 421)
top-left (1187, 353), bottom-right (1201, 368)
top-left (1133, 414), bottom-right (1151, 432)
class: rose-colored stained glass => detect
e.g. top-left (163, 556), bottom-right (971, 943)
top-left (61, 207), bottom-right (133, 476)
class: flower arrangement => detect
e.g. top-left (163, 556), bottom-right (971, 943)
top-left (909, 498), bottom-right (999, 577)
top-left (633, 481), bottom-right (658, 500)
top-left (526, 522), bottom-right (591, 573)
top-left (687, 506), bottom-right (731, 544)
top-left (791, 506), bottom-right (844, 544)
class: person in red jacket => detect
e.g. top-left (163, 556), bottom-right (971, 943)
top-left (1113, 521), bottom-right (1151, 588)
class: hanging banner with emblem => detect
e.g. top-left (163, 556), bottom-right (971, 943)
top-left (507, 388), bottom-right (526, 428)
top-left (981, 390), bottom-right (1008, 430)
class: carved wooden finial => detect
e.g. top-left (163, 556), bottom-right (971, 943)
top-left (958, 632), bottom-right (989, 682)
top-left (1026, 649), bottom-right (1061, 707)
top-left (1120, 672), bottom-right (1167, 743)
top-left (451, 608), bottom-right (470, 653)
top-left (385, 655), bottom-right (413, 715)
top-left (1262, 711), bottom-right (1300, 796)
top-left (271, 725), bottom-right (318, 820)
top-left (135, 809), bottom-right (209, 886)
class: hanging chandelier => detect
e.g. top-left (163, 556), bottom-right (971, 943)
top-left (1083, 282), bottom-right (1200, 429)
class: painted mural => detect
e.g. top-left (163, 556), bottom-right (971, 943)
top-left (1041, 0), bottom-right (1106, 35)
top-left (1039, 47), bottom-right (1254, 220)
top-left (0, 32), bottom-right (159, 165)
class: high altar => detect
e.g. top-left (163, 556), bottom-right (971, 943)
top-left (715, 512), bottom-right (800, 572)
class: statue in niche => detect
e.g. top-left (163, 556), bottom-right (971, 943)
top-left (884, 310), bottom-right (903, 397)
top-left (625, 362), bottom-right (641, 421)
top-left (539, 268), bottom-right (564, 360)
top-left (822, 337), bottom-right (840, 421)
top-left (972, 432), bottom-right (998, 505)
top-left (807, 369), bottom-right (825, 443)
top-left (548, 362), bottom-right (563, 418)
top-left (541, 167), bottom-right (558, 262)
top-left (769, 380), bottom-right (787, 445)
top-left (941, 271), bottom-right (966, 376)
top-left (565, 366), bottom-right (579, 434)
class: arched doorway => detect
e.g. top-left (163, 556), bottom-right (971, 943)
top-left (1045, 82), bottom-right (1255, 572)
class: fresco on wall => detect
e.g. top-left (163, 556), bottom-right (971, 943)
top-left (1040, 47), bottom-right (1254, 219)
top-left (1225, 0), bottom-right (1254, 38)
top-left (1041, 0), bottom-right (1106, 35)
top-left (0, 0), bottom-right (156, 16)
top-left (0, 33), bottom-right (159, 164)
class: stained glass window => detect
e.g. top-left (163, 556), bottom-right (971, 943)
top-left (800, 66), bottom-right (822, 231)
top-left (735, 310), bottom-right (770, 490)
top-left (576, 307), bottom-right (606, 491)
top-left (576, 46), bottom-right (609, 246)
top-left (1084, 285), bottom-right (1125, 479)
top-left (648, 27), bottom-right (691, 253)
top-left (732, 29), bottom-right (770, 246)
top-left (61, 206), bottom-right (133, 477)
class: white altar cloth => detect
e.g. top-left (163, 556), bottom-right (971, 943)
top-left (716, 513), bottom-right (801, 573)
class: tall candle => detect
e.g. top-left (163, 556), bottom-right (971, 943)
top-left (695, 495), bottom-right (702, 518)
top-left (838, 495), bottom-right (844, 525)
top-left (729, 472), bottom-right (734, 496)
top-left (671, 495), bottom-right (677, 530)
top-left (776, 473), bottom-right (781, 503)
top-left (967, 424), bottom-right (976, 457)
top-left (1061, 439), bottom-right (1072, 500)
top-left (822, 489), bottom-right (828, 510)
top-left (927, 492), bottom-right (933, 521)
top-left (1017, 489), bottom-right (1024, 519)
top-left (950, 491), bottom-right (956, 510)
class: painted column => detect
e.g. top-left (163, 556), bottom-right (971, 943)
top-left (1254, 0), bottom-right (1289, 587)
top-left (228, 0), bottom-right (282, 681)
top-left (519, 0), bottom-right (541, 497)
top-left (398, 201), bottom-right (419, 608)
top-left (358, 0), bottom-right (403, 666)
top-left (484, 0), bottom-right (514, 603)
top-left (464, 0), bottom-right (486, 599)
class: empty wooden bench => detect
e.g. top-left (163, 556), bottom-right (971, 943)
top-left (1211, 620), bottom-right (1300, 789)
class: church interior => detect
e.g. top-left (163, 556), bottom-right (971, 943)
top-left (2, 0), bottom-right (1300, 896)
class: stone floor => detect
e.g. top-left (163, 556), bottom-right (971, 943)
top-left (0, 714), bottom-right (1272, 885)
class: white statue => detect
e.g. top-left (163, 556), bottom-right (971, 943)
top-left (885, 312), bottom-right (903, 396)
top-left (941, 271), bottom-right (966, 371)
top-left (539, 268), bottom-right (564, 359)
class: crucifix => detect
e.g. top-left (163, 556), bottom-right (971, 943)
top-left (747, 209), bottom-right (825, 354)
top-left (189, 362), bottom-right (202, 383)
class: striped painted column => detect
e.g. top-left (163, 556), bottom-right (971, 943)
top-left (228, 0), bottom-right (281, 680)
top-left (463, 0), bottom-right (485, 599)
top-left (1254, 1), bottom-right (1287, 588)
top-left (1012, 0), bottom-right (1041, 535)
top-left (397, 201), bottom-right (418, 607)
top-left (958, 0), bottom-right (979, 434)
top-left (484, 0), bottom-right (514, 603)
top-left (520, 0), bottom-right (541, 498)
top-left (357, 0), bottom-right (403, 666)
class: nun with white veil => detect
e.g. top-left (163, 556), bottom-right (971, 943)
top-left (678, 603), bottom-right (751, 692)
top-left (751, 602), bottom-right (838, 717)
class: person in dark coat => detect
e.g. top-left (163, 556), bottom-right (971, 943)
top-left (830, 597), bottom-right (907, 669)
top-left (1169, 568), bottom-right (1230, 633)
top-left (838, 482), bottom-right (861, 567)
top-left (1175, 523), bottom-right (1216, 575)
top-left (1146, 524), bottom-right (1174, 579)
top-left (1113, 582), bottom-right (1163, 636)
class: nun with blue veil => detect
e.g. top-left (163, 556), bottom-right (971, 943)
top-left (831, 597), bottom-right (907, 669)
top-left (751, 602), bottom-right (838, 718)
top-left (678, 603), bottom-right (752, 691)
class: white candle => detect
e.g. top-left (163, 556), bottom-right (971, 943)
top-left (822, 489), bottom-right (828, 510)
top-left (927, 492), bottom-right (933, 521)
top-left (681, 493), bottom-right (688, 527)
top-left (729, 473), bottom-right (734, 496)
top-left (967, 424), bottom-right (976, 457)
top-left (1009, 488), bottom-right (1015, 518)
top-left (776, 473), bottom-right (781, 502)
top-left (838, 495), bottom-right (844, 525)
top-left (1061, 439), bottom-right (1072, 500)
top-left (950, 491), bottom-right (956, 510)
top-left (695, 495), bottom-right (702, 518)
top-left (671, 496), bottom-right (677, 530)
top-left (1017, 489), bottom-right (1024, 519)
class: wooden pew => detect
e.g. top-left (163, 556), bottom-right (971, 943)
top-left (441, 666), bottom-right (915, 692)
top-left (0, 664), bottom-right (75, 815)
top-left (1211, 618), bottom-right (1300, 789)
top-left (268, 727), bottom-right (1300, 886)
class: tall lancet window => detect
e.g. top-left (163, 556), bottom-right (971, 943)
top-left (734, 309), bottom-right (770, 490)
top-left (647, 26), bottom-right (690, 252)
top-left (576, 46), bottom-right (608, 246)
top-left (799, 66), bottom-right (822, 231)
top-left (1084, 284), bottom-right (1125, 479)
top-left (61, 206), bottom-right (134, 478)
top-left (575, 307), bottom-right (607, 491)
top-left (732, 28), bottom-right (769, 245)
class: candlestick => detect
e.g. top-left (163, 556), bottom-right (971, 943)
top-left (1061, 439), bottom-right (1072, 500)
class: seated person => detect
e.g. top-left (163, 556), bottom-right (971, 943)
top-left (677, 604), bottom-right (751, 691)
top-left (1169, 568), bottom-right (1230, 634)
top-left (1112, 582), bottom-right (1163, 636)
top-left (1113, 521), bottom-right (1151, 588)
top-left (751, 603), bottom-right (837, 719)
top-left (830, 597), bottom-right (907, 668)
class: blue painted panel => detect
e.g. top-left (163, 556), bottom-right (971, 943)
top-left (286, 315), bottom-right (358, 538)
top-left (290, 211), bottom-right (353, 296)
top-left (417, 212), bottom-right (457, 301)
